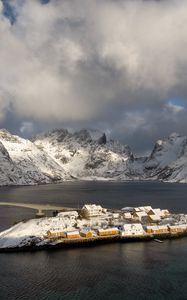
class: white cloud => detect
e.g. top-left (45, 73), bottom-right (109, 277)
top-left (166, 101), bottom-right (184, 113)
top-left (19, 121), bottom-right (34, 134)
top-left (0, 0), bottom-right (187, 151)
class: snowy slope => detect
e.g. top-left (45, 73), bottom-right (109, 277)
top-left (143, 133), bottom-right (187, 182)
top-left (33, 129), bottom-right (134, 180)
top-left (0, 129), bottom-right (69, 185)
top-left (0, 213), bottom-right (109, 249)
top-left (0, 140), bottom-right (26, 185)
top-left (0, 216), bottom-right (77, 248)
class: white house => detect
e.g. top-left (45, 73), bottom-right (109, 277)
top-left (120, 223), bottom-right (144, 236)
top-left (123, 212), bottom-right (132, 219)
top-left (81, 204), bottom-right (105, 219)
top-left (147, 208), bottom-right (161, 221)
top-left (133, 211), bottom-right (148, 221)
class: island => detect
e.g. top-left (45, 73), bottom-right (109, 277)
top-left (0, 204), bottom-right (187, 252)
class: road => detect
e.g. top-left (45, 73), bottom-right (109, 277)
top-left (0, 202), bottom-right (76, 217)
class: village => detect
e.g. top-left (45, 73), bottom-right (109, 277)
top-left (1, 203), bottom-right (187, 251)
top-left (46, 204), bottom-right (187, 243)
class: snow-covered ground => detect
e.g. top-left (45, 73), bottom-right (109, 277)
top-left (0, 212), bottom-right (111, 249)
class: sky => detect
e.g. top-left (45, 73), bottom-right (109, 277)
top-left (0, 0), bottom-right (187, 155)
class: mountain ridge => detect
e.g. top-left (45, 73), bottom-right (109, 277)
top-left (0, 128), bottom-right (186, 185)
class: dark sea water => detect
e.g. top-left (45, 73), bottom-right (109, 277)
top-left (0, 181), bottom-right (187, 300)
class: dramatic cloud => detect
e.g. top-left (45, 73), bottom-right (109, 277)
top-left (0, 0), bottom-right (187, 153)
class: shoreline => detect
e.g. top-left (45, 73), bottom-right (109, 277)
top-left (1, 231), bottom-right (187, 253)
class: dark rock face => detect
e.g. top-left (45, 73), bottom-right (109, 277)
top-left (98, 133), bottom-right (107, 145)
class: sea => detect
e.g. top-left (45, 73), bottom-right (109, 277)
top-left (0, 181), bottom-right (187, 300)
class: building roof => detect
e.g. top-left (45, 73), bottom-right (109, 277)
top-left (58, 211), bottom-right (78, 217)
top-left (157, 225), bottom-right (168, 230)
top-left (161, 209), bottom-right (170, 215)
top-left (98, 227), bottom-right (118, 232)
top-left (124, 212), bottom-right (132, 218)
top-left (47, 229), bottom-right (65, 234)
top-left (134, 211), bottom-right (147, 217)
top-left (123, 223), bottom-right (143, 230)
top-left (82, 204), bottom-right (103, 210)
top-left (66, 230), bottom-right (80, 235)
top-left (133, 207), bottom-right (142, 212)
top-left (168, 224), bottom-right (187, 229)
top-left (121, 207), bottom-right (134, 212)
top-left (138, 206), bottom-right (152, 212)
top-left (146, 225), bottom-right (158, 230)
top-left (80, 229), bottom-right (93, 234)
top-left (148, 208), bottom-right (161, 216)
top-left (148, 214), bottom-right (161, 221)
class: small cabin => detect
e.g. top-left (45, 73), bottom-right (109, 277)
top-left (80, 230), bottom-right (93, 238)
top-left (66, 231), bottom-right (80, 239)
top-left (145, 225), bottom-right (169, 234)
top-left (47, 230), bottom-right (66, 238)
top-left (97, 228), bottom-right (119, 236)
top-left (168, 224), bottom-right (187, 233)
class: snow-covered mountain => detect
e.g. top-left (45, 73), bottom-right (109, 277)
top-left (0, 129), bottom-right (69, 185)
top-left (33, 129), bottom-right (134, 180)
top-left (0, 128), bottom-right (187, 185)
top-left (0, 140), bottom-right (25, 185)
top-left (143, 133), bottom-right (187, 183)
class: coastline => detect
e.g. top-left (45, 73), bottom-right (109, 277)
top-left (1, 231), bottom-right (187, 253)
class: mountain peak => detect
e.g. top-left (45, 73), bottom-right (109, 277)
top-left (0, 129), bottom-right (19, 143)
top-left (73, 129), bottom-right (107, 144)
top-left (169, 132), bottom-right (181, 139)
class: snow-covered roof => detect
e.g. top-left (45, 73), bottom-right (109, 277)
top-left (148, 214), bottom-right (161, 221)
top-left (82, 204), bottom-right (103, 210)
top-left (138, 206), bottom-right (152, 212)
top-left (98, 227), bottom-right (118, 232)
top-left (124, 212), bottom-right (132, 217)
top-left (168, 224), bottom-right (187, 229)
top-left (134, 211), bottom-right (147, 217)
top-left (66, 230), bottom-right (80, 235)
top-left (161, 209), bottom-right (170, 215)
top-left (146, 225), bottom-right (158, 230)
top-left (123, 223), bottom-right (143, 230)
top-left (157, 225), bottom-right (169, 230)
top-left (121, 207), bottom-right (134, 212)
top-left (146, 225), bottom-right (169, 231)
top-left (80, 229), bottom-right (93, 234)
top-left (148, 208), bottom-right (161, 216)
top-left (133, 207), bottom-right (142, 212)
top-left (48, 229), bottom-right (65, 234)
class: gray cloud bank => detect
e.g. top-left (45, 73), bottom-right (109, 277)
top-left (0, 0), bottom-right (187, 154)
